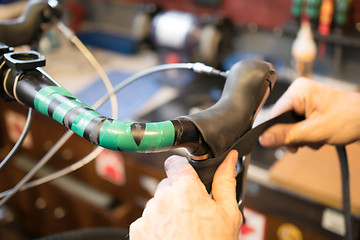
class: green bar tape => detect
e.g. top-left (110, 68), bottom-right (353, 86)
top-left (99, 120), bottom-right (175, 152)
top-left (35, 87), bottom-right (176, 153)
top-left (100, 120), bottom-right (136, 151)
top-left (71, 110), bottom-right (103, 137)
top-left (34, 86), bottom-right (76, 116)
top-left (52, 100), bottom-right (88, 124)
top-left (138, 121), bottom-right (175, 151)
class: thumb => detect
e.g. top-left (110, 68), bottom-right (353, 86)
top-left (211, 150), bottom-right (238, 205)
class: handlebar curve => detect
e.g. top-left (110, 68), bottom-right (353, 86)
top-left (5, 70), bottom-right (186, 152)
top-left (1, 49), bottom-right (275, 159)
top-left (0, 50), bottom-right (204, 154)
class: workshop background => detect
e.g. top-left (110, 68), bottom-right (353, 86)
top-left (0, 0), bottom-right (360, 239)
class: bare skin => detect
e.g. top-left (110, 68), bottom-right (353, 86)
top-left (260, 77), bottom-right (360, 152)
top-left (130, 150), bottom-right (242, 240)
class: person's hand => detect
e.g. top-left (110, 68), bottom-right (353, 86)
top-left (260, 77), bottom-right (360, 152)
top-left (129, 150), bottom-right (242, 240)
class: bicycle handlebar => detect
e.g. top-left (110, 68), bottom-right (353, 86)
top-left (1, 4), bottom-right (351, 235)
top-left (0, 49), bottom-right (274, 160)
top-left (0, 1), bottom-right (278, 201)
top-left (0, 0), bottom-right (277, 202)
top-left (0, 0), bottom-right (62, 47)
top-left (0, 0), bottom-right (275, 160)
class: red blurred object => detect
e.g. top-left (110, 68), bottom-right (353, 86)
top-left (318, 0), bottom-right (334, 60)
top-left (66, 2), bottom-right (85, 33)
top-left (120, 0), bottom-right (292, 29)
top-left (165, 52), bottom-right (180, 64)
top-left (318, 0), bottom-right (334, 35)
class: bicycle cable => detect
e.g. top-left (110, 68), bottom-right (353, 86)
top-left (54, 20), bottom-right (119, 120)
top-left (27, 62), bottom-right (227, 187)
top-left (0, 60), bottom-right (226, 202)
top-left (336, 146), bottom-right (352, 240)
top-left (93, 62), bottom-right (227, 111)
top-left (0, 62), bottom-right (226, 198)
top-left (0, 21), bottom-right (118, 206)
top-left (0, 107), bottom-right (34, 171)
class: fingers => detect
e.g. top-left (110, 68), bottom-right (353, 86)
top-left (270, 93), bottom-right (295, 117)
top-left (156, 178), bottom-right (171, 190)
top-left (270, 77), bottom-right (311, 118)
top-left (211, 150), bottom-right (238, 205)
top-left (259, 118), bottom-right (326, 149)
top-left (260, 78), bottom-right (324, 149)
top-left (259, 78), bottom-right (309, 149)
top-left (154, 178), bottom-right (171, 198)
top-left (259, 123), bottom-right (296, 147)
top-left (164, 155), bottom-right (198, 184)
top-left (284, 117), bottom-right (326, 145)
top-left (129, 218), bottom-right (147, 240)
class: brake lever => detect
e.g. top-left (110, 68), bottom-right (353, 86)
top-left (0, 0), bottom-right (63, 47)
top-left (188, 110), bottom-right (305, 216)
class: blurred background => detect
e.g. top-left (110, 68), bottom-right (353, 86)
top-left (0, 0), bottom-right (360, 239)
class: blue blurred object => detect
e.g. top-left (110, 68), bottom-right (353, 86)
top-left (75, 70), bottom-right (162, 120)
top-left (0, 0), bottom-right (19, 4)
top-left (77, 31), bottom-right (138, 55)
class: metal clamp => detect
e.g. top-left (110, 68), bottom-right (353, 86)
top-left (4, 51), bottom-right (46, 71)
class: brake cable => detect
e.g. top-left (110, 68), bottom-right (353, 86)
top-left (0, 1), bottom-right (353, 238)
top-left (336, 146), bottom-right (352, 240)
top-left (0, 107), bottom-right (34, 171)
top-left (0, 61), bottom-right (228, 201)
top-left (0, 40), bottom-right (274, 191)
top-left (0, 46), bottom-right (352, 238)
